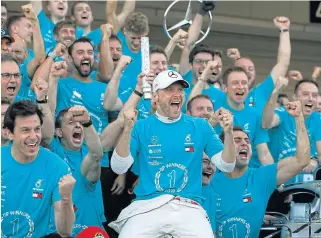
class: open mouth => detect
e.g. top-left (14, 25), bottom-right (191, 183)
top-left (81, 15), bottom-right (88, 20)
top-left (305, 103), bottom-right (313, 109)
top-left (7, 85), bottom-right (16, 94)
top-left (112, 57), bottom-right (119, 62)
top-left (238, 149), bottom-right (248, 158)
top-left (25, 142), bottom-right (38, 150)
top-left (236, 92), bottom-right (245, 96)
top-left (72, 131), bottom-right (82, 143)
top-left (80, 59), bottom-right (91, 71)
top-left (170, 101), bottom-right (181, 112)
top-left (58, 6), bottom-right (65, 11)
top-left (202, 171), bottom-right (213, 180)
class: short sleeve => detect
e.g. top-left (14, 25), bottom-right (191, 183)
top-left (52, 160), bottom-right (71, 204)
top-left (253, 118), bottom-right (270, 146)
top-left (254, 74), bottom-right (275, 106)
top-left (257, 163), bottom-right (278, 197)
top-left (274, 106), bottom-right (287, 125)
top-left (204, 120), bottom-right (224, 159)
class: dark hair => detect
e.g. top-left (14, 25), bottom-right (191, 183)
top-left (55, 107), bottom-right (71, 129)
top-left (222, 67), bottom-right (248, 85)
top-left (1, 54), bottom-right (20, 68)
top-left (6, 15), bottom-right (25, 34)
top-left (219, 126), bottom-right (248, 142)
top-left (150, 45), bottom-right (168, 60)
top-left (53, 20), bottom-right (76, 36)
top-left (71, 1), bottom-right (90, 16)
top-left (4, 100), bottom-right (44, 133)
top-left (1, 97), bottom-right (11, 106)
top-left (187, 94), bottom-right (213, 112)
top-left (277, 93), bottom-right (288, 106)
top-left (294, 79), bottom-right (319, 94)
top-left (68, 36), bottom-right (94, 56)
top-left (189, 44), bottom-right (221, 64)
top-left (1, 2), bottom-right (7, 10)
top-left (97, 34), bottom-right (121, 52)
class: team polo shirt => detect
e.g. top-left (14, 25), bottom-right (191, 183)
top-left (1, 145), bottom-right (70, 237)
top-left (49, 138), bottom-right (106, 236)
top-left (130, 114), bottom-right (223, 203)
top-left (214, 163), bottom-right (277, 238)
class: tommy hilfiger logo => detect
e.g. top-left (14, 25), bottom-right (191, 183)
top-left (185, 146), bottom-right (194, 152)
top-left (32, 192), bottom-right (43, 199)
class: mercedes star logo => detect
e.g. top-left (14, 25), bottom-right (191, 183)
top-left (168, 71), bottom-right (178, 78)
top-left (163, 0), bottom-right (212, 44)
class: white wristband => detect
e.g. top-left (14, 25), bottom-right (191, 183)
top-left (211, 151), bottom-right (236, 172)
top-left (110, 150), bottom-right (134, 174)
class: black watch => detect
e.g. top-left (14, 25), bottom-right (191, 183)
top-left (36, 95), bottom-right (48, 104)
top-left (82, 119), bottom-right (93, 128)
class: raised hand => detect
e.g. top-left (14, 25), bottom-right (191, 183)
top-left (67, 105), bottom-right (91, 124)
top-left (285, 101), bottom-right (302, 118)
top-left (118, 55), bottom-right (132, 70)
top-left (274, 16), bottom-right (290, 30)
top-left (312, 66), bottom-right (321, 80)
top-left (50, 61), bottom-right (68, 78)
top-left (100, 23), bottom-right (113, 40)
top-left (123, 108), bottom-right (138, 130)
top-left (199, 1), bottom-right (216, 15)
top-left (136, 71), bottom-right (155, 92)
top-left (274, 76), bottom-right (289, 92)
top-left (216, 108), bottom-right (233, 132)
top-left (58, 175), bottom-right (76, 201)
top-left (53, 43), bottom-right (67, 58)
top-left (288, 70), bottom-right (303, 81)
top-left (200, 61), bottom-right (220, 82)
top-left (172, 29), bottom-right (188, 49)
top-left (226, 48), bottom-right (241, 61)
top-left (21, 4), bottom-right (37, 21)
top-left (34, 78), bottom-right (49, 101)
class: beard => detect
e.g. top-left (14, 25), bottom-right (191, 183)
top-left (74, 61), bottom-right (93, 77)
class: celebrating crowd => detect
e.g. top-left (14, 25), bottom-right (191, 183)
top-left (1, 0), bottom-right (321, 237)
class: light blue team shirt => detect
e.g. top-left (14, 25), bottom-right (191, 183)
top-left (245, 74), bottom-right (275, 115)
top-left (56, 76), bottom-right (110, 167)
top-left (214, 163), bottom-right (277, 238)
top-left (1, 145), bottom-right (70, 238)
top-left (216, 99), bottom-right (270, 168)
top-left (202, 183), bottom-right (217, 232)
top-left (37, 10), bottom-right (84, 51)
top-left (268, 108), bottom-right (321, 184)
top-left (48, 138), bottom-right (106, 236)
top-left (17, 62), bottom-right (37, 101)
top-left (130, 114), bottom-right (223, 203)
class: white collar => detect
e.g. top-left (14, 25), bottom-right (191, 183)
top-left (155, 111), bottom-right (182, 123)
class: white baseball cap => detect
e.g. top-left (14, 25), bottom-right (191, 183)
top-left (152, 70), bottom-right (190, 93)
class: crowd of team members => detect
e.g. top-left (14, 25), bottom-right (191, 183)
top-left (1, 0), bottom-right (321, 237)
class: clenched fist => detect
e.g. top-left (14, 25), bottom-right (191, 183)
top-left (274, 76), bottom-right (289, 92)
top-left (53, 43), bottom-right (67, 58)
top-left (50, 61), bottom-right (68, 78)
top-left (58, 175), bottom-right (76, 200)
top-left (216, 108), bottom-right (233, 132)
top-left (101, 23), bottom-right (113, 40)
top-left (21, 4), bottom-right (37, 21)
top-left (123, 108), bottom-right (138, 130)
top-left (274, 16), bottom-right (290, 30)
top-left (285, 101), bottom-right (302, 118)
top-left (67, 105), bottom-right (91, 125)
top-left (34, 78), bottom-right (49, 101)
top-left (226, 48), bottom-right (241, 61)
top-left (118, 55), bottom-right (132, 70)
top-left (136, 71), bottom-right (155, 92)
top-left (172, 29), bottom-right (188, 49)
top-left (199, 61), bottom-right (220, 82)
top-left (288, 70), bottom-right (303, 81)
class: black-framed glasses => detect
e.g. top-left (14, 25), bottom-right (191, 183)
top-left (1, 73), bottom-right (22, 80)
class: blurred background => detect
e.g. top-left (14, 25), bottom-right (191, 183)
top-left (5, 1), bottom-right (321, 94)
